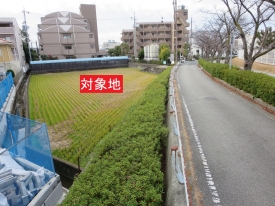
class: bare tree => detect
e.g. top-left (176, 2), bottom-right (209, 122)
top-left (193, 29), bottom-right (217, 61)
top-left (193, 9), bottom-right (237, 63)
top-left (214, 11), bottom-right (238, 64)
top-left (222, 0), bottom-right (275, 70)
top-left (263, 0), bottom-right (275, 5)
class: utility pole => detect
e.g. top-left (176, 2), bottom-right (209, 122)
top-left (173, 0), bottom-right (178, 63)
top-left (131, 13), bottom-right (137, 59)
top-left (35, 41), bottom-right (40, 58)
top-left (23, 9), bottom-right (32, 62)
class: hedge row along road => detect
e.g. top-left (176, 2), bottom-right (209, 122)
top-left (61, 66), bottom-right (172, 205)
top-left (28, 68), bottom-right (157, 167)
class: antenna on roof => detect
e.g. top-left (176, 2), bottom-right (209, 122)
top-left (161, 17), bottom-right (163, 23)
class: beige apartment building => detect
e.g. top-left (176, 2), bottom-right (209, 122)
top-left (121, 5), bottom-right (189, 57)
top-left (38, 4), bottom-right (99, 59)
top-left (0, 18), bottom-right (26, 74)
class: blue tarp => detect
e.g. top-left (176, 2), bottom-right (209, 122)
top-left (0, 112), bottom-right (55, 205)
top-left (0, 73), bottom-right (14, 109)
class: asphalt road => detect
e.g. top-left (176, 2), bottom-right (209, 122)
top-left (176, 61), bottom-right (275, 206)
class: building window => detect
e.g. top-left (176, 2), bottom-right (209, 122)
top-left (65, 45), bottom-right (72, 50)
top-left (0, 48), bottom-right (2, 56)
top-left (0, 24), bottom-right (11, 27)
top-left (89, 34), bottom-right (93, 38)
top-left (184, 12), bottom-right (187, 15)
top-left (63, 34), bottom-right (71, 39)
top-left (5, 37), bottom-right (11, 41)
top-left (90, 44), bottom-right (94, 49)
top-left (84, 19), bottom-right (87, 23)
top-left (85, 26), bottom-right (90, 30)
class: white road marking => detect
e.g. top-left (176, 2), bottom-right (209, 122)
top-left (177, 72), bottom-right (222, 205)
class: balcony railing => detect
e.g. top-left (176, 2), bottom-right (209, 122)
top-left (60, 38), bottom-right (75, 44)
top-left (61, 48), bottom-right (76, 55)
top-left (0, 27), bottom-right (14, 34)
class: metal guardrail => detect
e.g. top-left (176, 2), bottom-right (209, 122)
top-left (169, 63), bottom-right (190, 206)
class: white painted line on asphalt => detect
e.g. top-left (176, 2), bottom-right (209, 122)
top-left (176, 69), bottom-right (222, 206)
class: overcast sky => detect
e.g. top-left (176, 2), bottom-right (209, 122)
top-left (1, 0), bottom-right (224, 48)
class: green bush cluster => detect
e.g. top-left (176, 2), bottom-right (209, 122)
top-left (61, 66), bottom-right (172, 206)
top-left (131, 59), bottom-right (164, 65)
top-left (199, 59), bottom-right (275, 106)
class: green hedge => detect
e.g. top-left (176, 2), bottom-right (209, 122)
top-left (61, 66), bottom-right (172, 206)
top-left (131, 59), bottom-right (164, 65)
top-left (199, 59), bottom-right (275, 106)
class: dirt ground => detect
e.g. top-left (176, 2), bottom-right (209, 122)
top-left (232, 58), bottom-right (275, 74)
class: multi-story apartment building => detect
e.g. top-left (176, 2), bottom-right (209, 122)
top-left (38, 4), bottom-right (99, 59)
top-left (0, 38), bottom-right (13, 74)
top-left (102, 40), bottom-right (121, 50)
top-left (121, 5), bottom-right (189, 57)
top-left (0, 18), bottom-right (26, 74)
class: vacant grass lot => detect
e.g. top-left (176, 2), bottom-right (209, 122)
top-left (29, 68), bottom-right (157, 166)
top-left (232, 57), bottom-right (275, 74)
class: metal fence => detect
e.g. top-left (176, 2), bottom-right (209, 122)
top-left (238, 49), bottom-right (275, 65)
top-left (0, 73), bottom-right (14, 109)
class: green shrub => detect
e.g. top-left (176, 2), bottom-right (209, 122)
top-left (6, 69), bottom-right (15, 78)
top-left (199, 58), bottom-right (275, 106)
top-left (61, 66), bottom-right (172, 206)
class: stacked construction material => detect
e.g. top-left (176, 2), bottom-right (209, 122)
top-left (0, 151), bottom-right (47, 206)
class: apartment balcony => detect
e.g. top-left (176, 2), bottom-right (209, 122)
top-left (121, 36), bottom-right (133, 41)
top-left (60, 38), bottom-right (75, 44)
top-left (158, 40), bottom-right (167, 44)
top-left (177, 40), bottom-right (185, 46)
top-left (155, 34), bottom-right (168, 38)
top-left (0, 27), bottom-right (14, 34)
top-left (61, 48), bottom-right (76, 55)
top-left (138, 27), bottom-right (167, 32)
